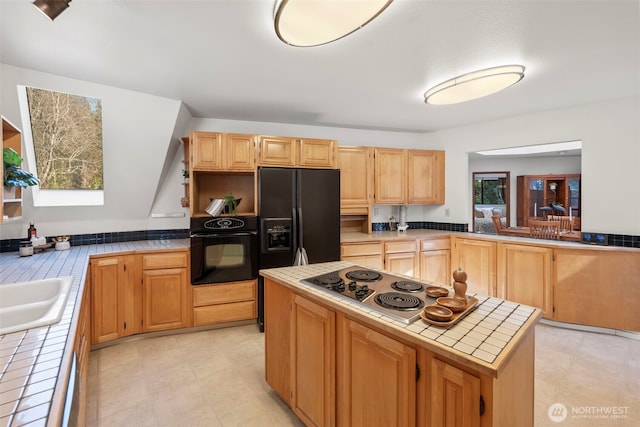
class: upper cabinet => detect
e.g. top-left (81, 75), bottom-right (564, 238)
top-left (407, 150), bottom-right (445, 205)
top-left (374, 148), bottom-right (407, 204)
top-left (338, 146), bottom-right (374, 210)
top-left (374, 148), bottom-right (445, 205)
top-left (258, 136), bottom-right (337, 169)
top-left (190, 131), bottom-right (256, 171)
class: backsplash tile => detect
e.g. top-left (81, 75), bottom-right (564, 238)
top-left (372, 221), bottom-right (468, 233)
top-left (0, 229), bottom-right (189, 253)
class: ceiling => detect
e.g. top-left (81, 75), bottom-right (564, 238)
top-left (1, 0), bottom-right (639, 134)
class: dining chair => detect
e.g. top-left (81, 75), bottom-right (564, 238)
top-left (548, 215), bottom-right (573, 233)
top-left (491, 214), bottom-right (506, 235)
top-left (530, 219), bottom-right (561, 239)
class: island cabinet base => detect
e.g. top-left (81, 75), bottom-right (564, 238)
top-left (263, 276), bottom-right (537, 427)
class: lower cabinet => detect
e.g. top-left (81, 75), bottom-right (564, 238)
top-left (90, 250), bottom-right (189, 344)
top-left (497, 243), bottom-right (553, 318)
top-left (340, 241), bottom-right (383, 270)
top-left (384, 240), bottom-right (419, 278)
top-left (419, 238), bottom-right (451, 286)
top-left (451, 237), bottom-right (497, 296)
top-left (73, 281), bottom-right (91, 426)
top-left (337, 314), bottom-right (416, 427)
top-left (264, 277), bottom-right (537, 427)
top-left (291, 295), bottom-right (335, 426)
top-left (192, 280), bottom-right (257, 326)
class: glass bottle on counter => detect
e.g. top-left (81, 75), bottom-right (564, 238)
top-left (27, 222), bottom-right (37, 240)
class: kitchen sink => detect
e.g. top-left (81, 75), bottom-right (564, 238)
top-left (0, 276), bottom-right (73, 335)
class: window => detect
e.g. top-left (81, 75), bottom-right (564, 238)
top-left (18, 86), bottom-right (104, 206)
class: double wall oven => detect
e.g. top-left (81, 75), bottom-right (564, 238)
top-left (190, 216), bottom-right (258, 285)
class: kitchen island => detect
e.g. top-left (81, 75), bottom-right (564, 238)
top-left (261, 261), bottom-right (542, 427)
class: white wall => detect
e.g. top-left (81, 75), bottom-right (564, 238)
top-left (1, 64), bottom-right (188, 239)
top-left (2, 64), bottom-right (638, 240)
top-left (425, 96), bottom-right (640, 235)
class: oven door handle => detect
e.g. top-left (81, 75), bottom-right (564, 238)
top-left (191, 231), bottom-right (257, 238)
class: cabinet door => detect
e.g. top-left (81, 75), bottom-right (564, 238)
top-left (298, 138), bottom-right (337, 168)
top-left (225, 133), bottom-right (256, 171)
top-left (142, 268), bottom-right (188, 332)
top-left (420, 250), bottom-right (451, 286)
top-left (374, 148), bottom-right (406, 204)
top-left (341, 242), bottom-right (383, 269)
top-left (90, 257), bottom-right (123, 344)
top-left (385, 252), bottom-right (418, 278)
top-left (497, 243), bottom-right (553, 318)
top-left (264, 278), bottom-right (293, 404)
top-left (430, 358), bottom-right (481, 427)
top-left (337, 316), bottom-right (416, 427)
top-left (258, 136), bottom-right (297, 166)
top-left (191, 131), bottom-right (223, 170)
top-left (407, 150), bottom-right (445, 204)
top-left (451, 238), bottom-right (496, 296)
top-left (337, 146), bottom-right (374, 208)
top-left (291, 295), bottom-right (335, 427)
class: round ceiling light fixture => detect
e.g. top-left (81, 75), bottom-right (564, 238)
top-left (274, 0), bottom-right (393, 47)
top-left (424, 65), bottom-right (525, 105)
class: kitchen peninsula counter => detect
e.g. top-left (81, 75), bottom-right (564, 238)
top-left (261, 261), bottom-right (542, 426)
top-left (0, 239), bottom-right (189, 427)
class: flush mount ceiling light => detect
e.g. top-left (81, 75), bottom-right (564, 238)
top-left (424, 65), bottom-right (525, 105)
top-left (33, 0), bottom-right (71, 21)
top-left (274, 0), bottom-right (393, 47)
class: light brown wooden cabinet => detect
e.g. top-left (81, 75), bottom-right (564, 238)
top-left (451, 237), bottom-right (497, 296)
top-left (337, 146), bottom-right (374, 210)
top-left (1, 117), bottom-right (24, 222)
top-left (554, 248), bottom-right (640, 331)
top-left (337, 314), bottom-right (416, 427)
top-left (407, 150), bottom-right (445, 205)
top-left (419, 238), bottom-right (451, 286)
top-left (142, 252), bottom-right (189, 332)
top-left (192, 280), bottom-right (257, 326)
top-left (429, 357), bottom-right (480, 427)
top-left (190, 131), bottom-right (256, 171)
top-left (73, 280), bottom-right (91, 427)
top-left (497, 243), bottom-right (553, 318)
top-left (90, 250), bottom-right (190, 344)
top-left (384, 240), bottom-right (419, 278)
top-left (90, 255), bottom-right (141, 344)
top-left (374, 148), bottom-right (445, 205)
top-left (264, 278), bottom-right (336, 426)
top-left (340, 241), bottom-right (384, 270)
top-left (258, 136), bottom-right (337, 168)
top-left (374, 147), bottom-right (407, 204)
top-left (291, 294), bottom-right (336, 427)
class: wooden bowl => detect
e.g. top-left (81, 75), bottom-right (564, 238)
top-left (425, 286), bottom-right (449, 298)
top-left (423, 305), bottom-right (453, 322)
top-left (436, 297), bottom-right (467, 313)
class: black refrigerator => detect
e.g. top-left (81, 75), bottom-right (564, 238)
top-left (257, 167), bottom-right (341, 330)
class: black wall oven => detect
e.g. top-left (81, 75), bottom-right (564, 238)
top-left (190, 216), bottom-right (258, 285)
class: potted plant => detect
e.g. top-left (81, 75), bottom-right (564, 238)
top-left (3, 147), bottom-right (39, 199)
top-left (222, 193), bottom-right (241, 214)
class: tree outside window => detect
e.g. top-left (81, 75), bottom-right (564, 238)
top-left (25, 87), bottom-right (103, 190)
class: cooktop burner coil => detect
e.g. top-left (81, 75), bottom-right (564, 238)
top-left (374, 292), bottom-right (425, 311)
top-left (345, 270), bottom-right (382, 282)
top-left (391, 280), bottom-right (424, 293)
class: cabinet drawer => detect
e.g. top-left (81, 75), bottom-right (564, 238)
top-left (341, 242), bottom-right (382, 257)
top-left (193, 280), bottom-right (256, 307)
top-left (193, 301), bottom-right (257, 326)
top-left (142, 252), bottom-right (188, 269)
top-left (384, 240), bottom-right (417, 253)
top-left (420, 238), bottom-right (450, 251)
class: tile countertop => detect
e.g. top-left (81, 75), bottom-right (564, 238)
top-left (260, 261), bottom-right (543, 378)
top-left (0, 239), bottom-right (189, 427)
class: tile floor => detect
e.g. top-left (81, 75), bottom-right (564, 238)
top-left (86, 323), bottom-right (640, 427)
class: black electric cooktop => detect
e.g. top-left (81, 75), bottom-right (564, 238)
top-left (301, 266), bottom-right (443, 324)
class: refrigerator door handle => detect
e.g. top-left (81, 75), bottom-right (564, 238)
top-left (297, 207), bottom-right (304, 248)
